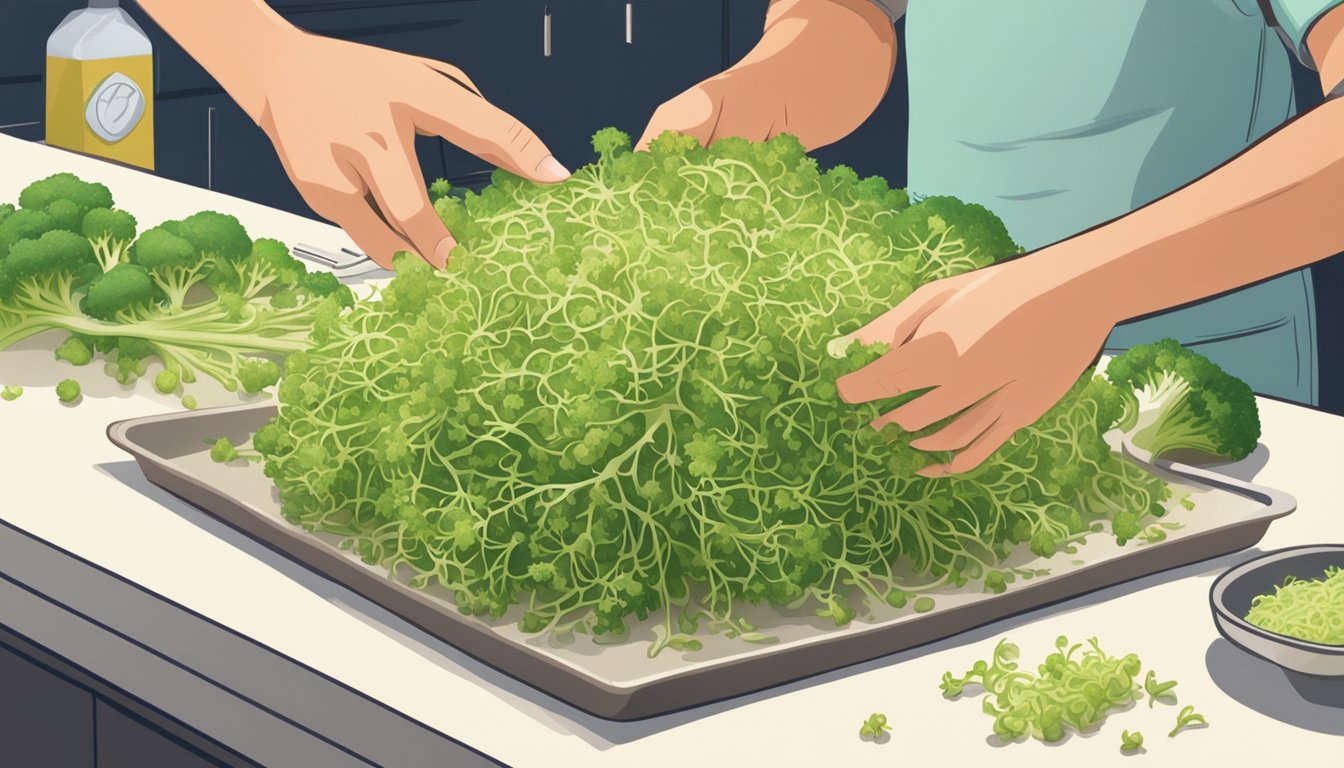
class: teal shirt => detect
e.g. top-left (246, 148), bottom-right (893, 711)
top-left (871, 0), bottom-right (1343, 404)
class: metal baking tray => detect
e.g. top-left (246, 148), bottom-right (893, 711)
top-left (108, 403), bottom-right (1296, 721)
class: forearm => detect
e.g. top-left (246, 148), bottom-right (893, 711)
top-left (730, 0), bottom-right (897, 148)
top-left (134, 0), bottom-right (298, 119)
top-left (1038, 98), bottom-right (1344, 322)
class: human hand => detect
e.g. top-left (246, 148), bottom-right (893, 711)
top-left (835, 259), bottom-right (1116, 476)
top-left (636, 0), bottom-right (895, 151)
top-left (240, 35), bottom-right (568, 268)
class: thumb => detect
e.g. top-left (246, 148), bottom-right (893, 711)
top-left (409, 73), bottom-right (570, 184)
top-left (636, 86), bottom-right (718, 152)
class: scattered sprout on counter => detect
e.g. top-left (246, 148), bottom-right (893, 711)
top-left (1168, 705), bottom-right (1207, 737)
top-left (181, 394), bottom-right (197, 410)
top-left (55, 378), bottom-right (81, 403)
top-left (1121, 729), bottom-right (1144, 752)
top-left (1, 385), bottom-right (21, 401)
top-left (858, 713), bottom-right (890, 740)
top-left (1244, 566), bottom-right (1344, 646)
top-left (940, 635), bottom-right (1143, 743)
top-left (1144, 669), bottom-right (1178, 707)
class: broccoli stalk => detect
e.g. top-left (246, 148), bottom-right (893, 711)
top-left (1104, 339), bottom-right (1260, 461)
top-left (82, 208), bottom-right (138, 273)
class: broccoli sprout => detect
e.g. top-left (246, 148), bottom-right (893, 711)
top-left (55, 378), bottom-right (81, 403)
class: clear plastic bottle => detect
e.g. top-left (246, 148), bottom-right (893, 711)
top-left (46, 0), bottom-right (154, 170)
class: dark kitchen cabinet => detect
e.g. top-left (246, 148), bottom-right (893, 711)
top-left (0, 643), bottom-right (96, 767)
top-left (96, 699), bottom-right (225, 768)
top-left (596, 0), bottom-right (725, 150)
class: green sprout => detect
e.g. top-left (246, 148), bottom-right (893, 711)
top-left (1168, 705), bottom-right (1207, 737)
top-left (858, 713), bottom-right (890, 740)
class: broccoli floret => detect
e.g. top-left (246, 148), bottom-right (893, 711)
top-left (209, 437), bottom-right (241, 463)
top-left (45, 199), bottom-right (85, 232)
top-left (1, 385), bottom-right (22, 401)
top-left (80, 263), bottom-right (162, 321)
top-left (82, 208), bottom-right (138, 272)
top-left (1105, 339), bottom-right (1260, 461)
top-left (154, 368), bottom-right (180, 394)
top-left (0, 208), bottom-right (57, 257)
top-left (237, 358), bottom-right (281, 394)
top-left (428, 178), bottom-right (452, 202)
top-left (0, 203), bottom-right (14, 224)
top-left (55, 378), bottom-right (81, 403)
top-left (129, 225), bottom-right (203, 309)
top-left (18, 172), bottom-right (113, 213)
top-left (0, 230), bottom-right (100, 299)
top-left (54, 336), bottom-right (94, 366)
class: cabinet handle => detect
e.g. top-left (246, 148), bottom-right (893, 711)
top-left (543, 6), bottom-right (552, 57)
top-left (206, 106), bottom-right (216, 189)
top-left (626, 3), bottom-right (633, 44)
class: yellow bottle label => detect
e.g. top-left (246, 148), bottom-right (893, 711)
top-left (46, 54), bottom-right (155, 171)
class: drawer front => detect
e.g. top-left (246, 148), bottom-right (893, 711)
top-left (96, 699), bottom-right (224, 768)
top-left (0, 642), bottom-right (96, 768)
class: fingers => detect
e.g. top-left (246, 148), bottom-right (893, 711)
top-left (349, 134), bottom-right (456, 268)
top-left (408, 74), bottom-right (570, 185)
top-left (324, 193), bottom-right (417, 269)
top-left (917, 416), bottom-right (1022, 478)
top-left (852, 283), bottom-right (948, 347)
top-left (637, 86), bottom-right (718, 151)
top-left (907, 395), bottom-right (1002, 452)
top-left (872, 382), bottom-right (991, 434)
top-left (836, 334), bottom-right (953, 405)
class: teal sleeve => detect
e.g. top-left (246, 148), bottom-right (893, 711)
top-left (867, 0), bottom-right (907, 24)
top-left (1269, 0), bottom-right (1344, 66)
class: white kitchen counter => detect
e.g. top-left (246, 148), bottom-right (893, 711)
top-left (1, 136), bottom-right (1341, 767)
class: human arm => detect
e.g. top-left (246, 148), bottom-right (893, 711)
top-left (636, 0), bottom-right (897, 151)
top-left (134, 0), bottom-right (569, 268)
top-left (836, 4), bottom-right (1344, 475)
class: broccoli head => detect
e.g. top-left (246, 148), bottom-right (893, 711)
top-left (130, 225), bottom-right (203, 309)
top-left (44, 199), bottom-right (85, 232)
top-left (80, 263), bottom-right (162, 321)
top-left (18, 173), bottom-right (114, 213)
top-left (0, 230), bottom-right (100, 298)
top-left (54, 336), bottom-right (94, 366)
top-left (82, 208), bottom-right (138, 272)
top-left (0, 208), bottom-right (57, 257)
top-left (177, 211), bottom-right (252, 263)
top-left (1105, 339), bottom-right (1260, 461)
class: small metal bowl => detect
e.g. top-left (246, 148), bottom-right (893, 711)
top-left (1210, 545), bottom-right (1344, 677)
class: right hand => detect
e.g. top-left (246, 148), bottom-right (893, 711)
top-left (637, 0), bottom-right (896, 152)
top-left (636, 69), bottom-right (787, 152)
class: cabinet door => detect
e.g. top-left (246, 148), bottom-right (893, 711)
top-left (453, 0), bottom-right (602, 176)
top-left (96, 699), bottom-right (223, 768)
top-left (596, 0), bottom-right (725, 148)
top-left (0, 643), bottom-right (95, 768)
top-left (0, 82), bottom-right (44, 142)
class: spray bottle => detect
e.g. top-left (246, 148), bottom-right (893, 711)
top-left (46, 0), bottom-right (155, 170)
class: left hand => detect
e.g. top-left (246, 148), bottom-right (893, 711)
top-left (835, 258), bottom-right (1115, 476)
